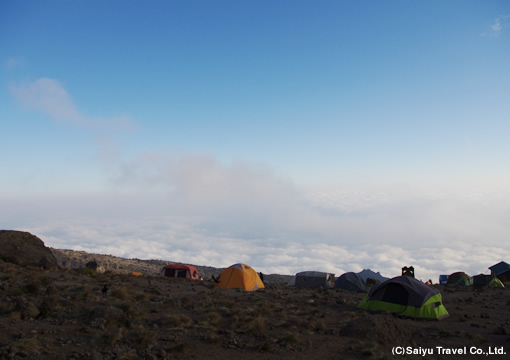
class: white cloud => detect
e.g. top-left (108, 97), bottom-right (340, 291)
top-left (9, 77), bottom-right (136, 175)
top-left (491, 21), bottom-right (502, 32)
top-left (112, 151), bottom-right (311, 235)
top-left (483, 15), bottom-right (510, 37)
top-left (9, 78), bottom-right (135, 132)
top-left (3, 56), bottom-right (26, 70)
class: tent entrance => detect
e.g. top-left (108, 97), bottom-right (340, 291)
top-left (378, 283), bottom-right (409, 306)
top-left (164, 268), bottom-right (189, 278)
top-left (164, 268), bottom-right (176, 277)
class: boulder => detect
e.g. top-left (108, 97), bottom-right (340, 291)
top-left (0, 230), bottom-right (60, 269)
top-left (15, 298), bottom-right (40, 320)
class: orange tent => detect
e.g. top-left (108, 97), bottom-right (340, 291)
top-left (215, 263), bottom-right (265, 290)
top-left (129, 272), bottom-right (143, 276)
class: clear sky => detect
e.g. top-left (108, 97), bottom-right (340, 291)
top-left (1, 1), bottom-right (510, 280)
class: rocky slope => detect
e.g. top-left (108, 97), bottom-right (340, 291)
top-left (50, 248), bottom-right (292, 284)
top-left (1, 231), bottom-right (509, 359)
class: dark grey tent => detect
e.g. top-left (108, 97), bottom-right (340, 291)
top-left (473, 274), bottom-right (493, 289)
top-left (288, 271), bottom-right (335, 289)
top-left (335, 272), bottom-right (369, 291)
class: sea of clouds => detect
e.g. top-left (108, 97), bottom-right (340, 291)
top-left (3, 152), bottom-right (509, 282)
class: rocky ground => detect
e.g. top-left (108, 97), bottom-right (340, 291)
top-left (1, 231), bottom-right (509, 359)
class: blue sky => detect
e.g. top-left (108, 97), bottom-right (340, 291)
top-left (1, 1), bottom-right (510, 280)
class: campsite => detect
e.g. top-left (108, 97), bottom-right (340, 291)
top-left (1, 230), bottom-right (510, 360)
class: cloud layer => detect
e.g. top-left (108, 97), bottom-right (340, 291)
top-left (3, 150), bottom-right (509, 282)
top-left (8, 209), bottom-right (508, 282)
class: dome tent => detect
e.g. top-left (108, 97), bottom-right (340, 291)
top-left (335, 272), bottom-right (369, 291)
top-left (446, 272), bottom-right (471, 286)
top-left (488, 277), bottom-right (504, 288)
top-left (358, 276), bottom-right (449, 320)
top-left (215, 263), bottom-right (264, 291)
top-left (456, 278), bottom-right (472, 286)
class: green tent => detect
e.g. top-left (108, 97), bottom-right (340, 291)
top-left (358, 276), bottom-right (449, 320)
top-left (447, 271), bottom-right (470, 285)
top-left (456, 277), bottom-right (472, 286)
top-left (488, 277), bottom-right (505, 288)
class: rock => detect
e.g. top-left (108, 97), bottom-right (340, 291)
top-left (336, 297), bottom-right (347, 305)
top-left (0, 231), bottom-right (59, 270)
top-left (15, 298), bottom-right (40, 320)
top-left (88, 351), bottom-right (103, 360)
